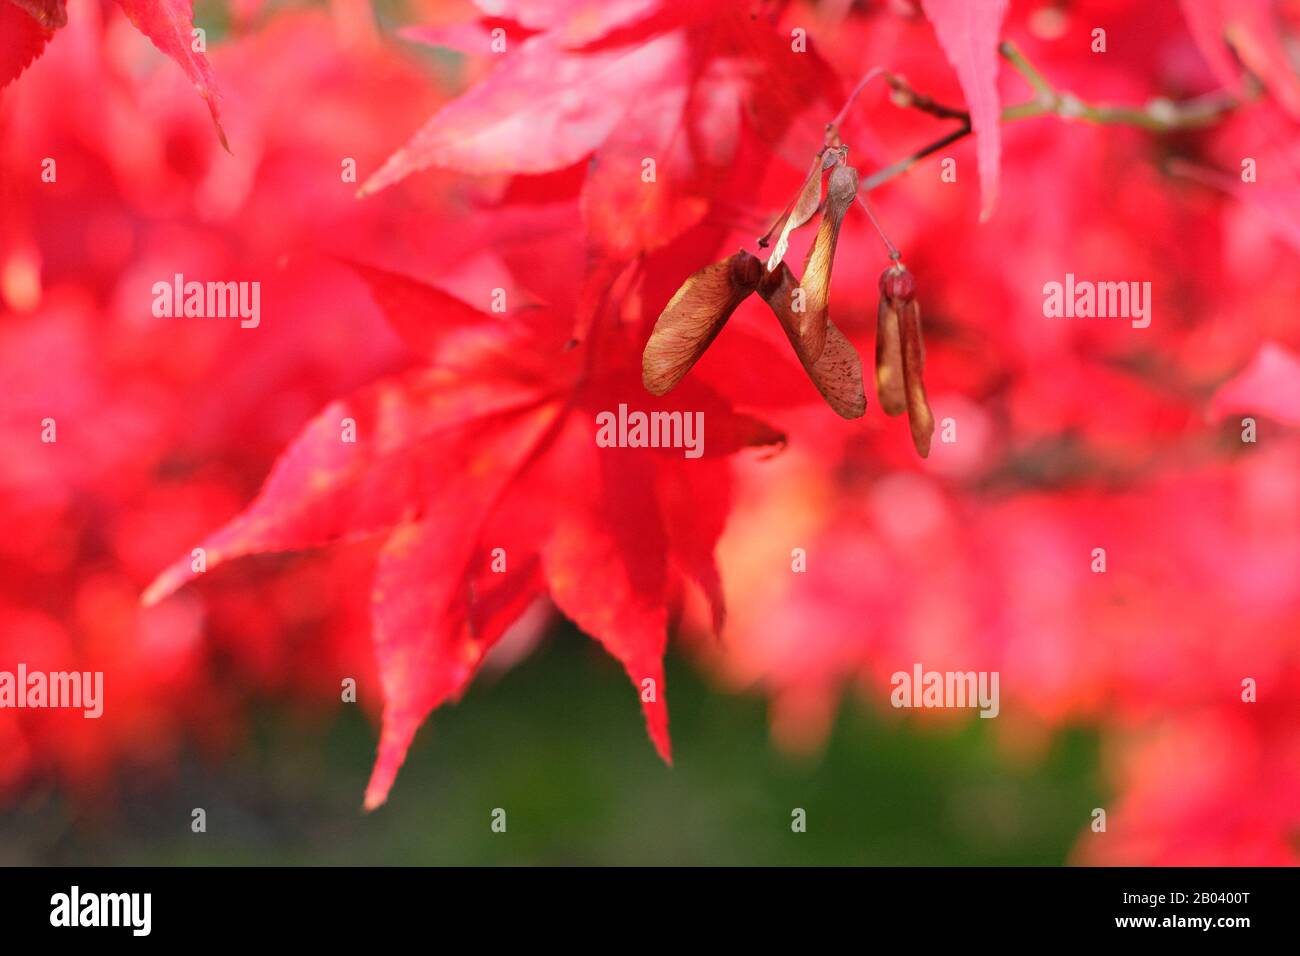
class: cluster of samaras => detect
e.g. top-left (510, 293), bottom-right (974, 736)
top-left (641, 145), bottom-right (934, 457)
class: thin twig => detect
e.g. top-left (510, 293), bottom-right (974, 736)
top-left (996, 39), bottom-right (1247, 131)
top-left (856, 195), bottom-right (900, 259)
top-left (884, 74), bottom-right (969, 121)
top-left (824, 67), bottom-right (888, 146)
top-left (857, 41), bottom-right (1249, 194)
top-left (998, 40), bottom-right (1054, 100)
top-left (860, 125), bottom-right (970, 191)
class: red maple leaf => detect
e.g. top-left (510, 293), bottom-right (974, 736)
top-left (1179, 0), bottom-right (1300, 120)
top-left (143, 264), bottom-right (783, 808)
top-left (361, 0), bottom-right (840, 254)
top-left (0, 0), bottom-right (225, 146)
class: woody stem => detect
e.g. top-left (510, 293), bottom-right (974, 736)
top-left (861, 40), bottom-right (1249, 194)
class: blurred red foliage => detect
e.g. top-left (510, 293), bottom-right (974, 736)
top-left (0, 1), bottom-right (451, 796)
top-left (3, 0), bottom-right (1299, 863)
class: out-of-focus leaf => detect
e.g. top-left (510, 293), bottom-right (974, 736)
top-left (473, 0), bottom-right (659, 47)
top-left (1179, 0), bottom-right (1300, 120)
top-left (1209, 342), bottom-right (1300, 425)
top-left (919, 0), bottom-right (1008, 220)
top-left (360, 33), bottom-right (677, 193)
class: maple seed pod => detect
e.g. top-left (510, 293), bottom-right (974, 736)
top-left (642, 250), bottom-right (763, 395)
top-left (878, 264), bottom-right (934, 457)
top-left (875, 267), bottom-right (910, 416)
top-left (765, 148), bottom-right (841, 272)
top-left (797, 163), bottom-right (859, 363)
top-left (759, 263), bottom-right (866, 420)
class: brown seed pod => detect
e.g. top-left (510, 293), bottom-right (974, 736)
top-left (764, 147), bottom-right (844, 272)
top-left (642, 250), bottom-right (763, 395)
top-left (875, 265), bottom-right (910, 416)
top-left (797, 162), bottom-right (859, 363)
top-left (877, 263), bottom-right (933, 457)
top-left (875, 296), bottom-right (907, 417)
top-left (759, 262), bottom-right (866, 420)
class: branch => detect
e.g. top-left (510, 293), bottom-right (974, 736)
top-left (860, 125), bottom-right (969, 191)
top-left (860, 40), bottom-right (1251, 193)
top-left (997, 40), bottom-right (1247, 131)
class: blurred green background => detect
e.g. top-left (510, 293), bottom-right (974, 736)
top-left (3, 624), bottom-right (1102, 865)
